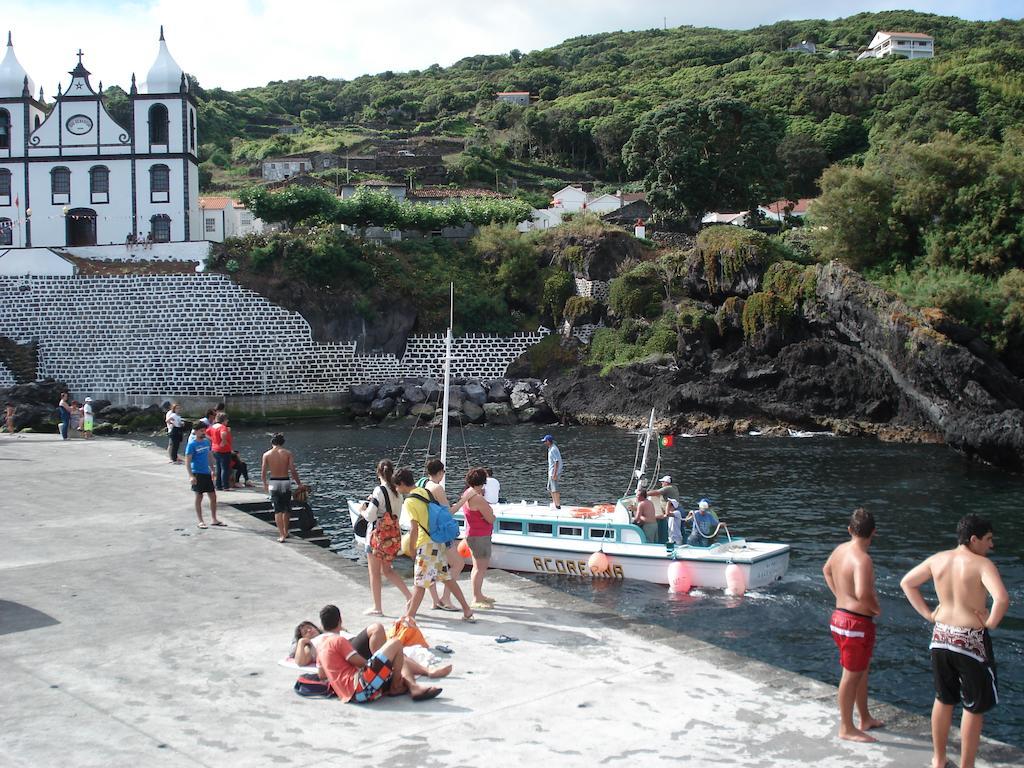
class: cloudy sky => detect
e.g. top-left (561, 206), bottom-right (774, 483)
top-left (5, 0), bottom-right (1020, 93)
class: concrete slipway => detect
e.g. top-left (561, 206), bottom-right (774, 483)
top-left (0, 435), bottom-right (1019, 768)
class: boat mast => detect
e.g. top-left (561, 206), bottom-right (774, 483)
top-left (438, 283), bottom-right (453, 487)
top-left (635, 408), bottom-right (656, 492)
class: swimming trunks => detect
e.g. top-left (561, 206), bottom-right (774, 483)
top-left (191, 473), bottom-right (215, 494)
top-left (414, 542), bottom-right (451, 588)
top-left (830, 608), bottom-right (875, 672)
top-left (351, 650), bottom-right (394, 703)
top-left (268, 478), bottom-right (292, 513)
top-left (930, 622), bottom-right (998, 713)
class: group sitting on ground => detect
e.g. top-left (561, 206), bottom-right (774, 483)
top-left (290, 604), bottom-right (450, 703)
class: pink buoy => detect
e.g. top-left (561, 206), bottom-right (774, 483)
top-left (588, 551), bottom-right (610, 575)
top-left (667, 561), bottom-right (691, 593)
top-left (725, 563), bottom-right (747, 596)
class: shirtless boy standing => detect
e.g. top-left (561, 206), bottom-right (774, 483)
top-left (900, 514), bottom-right (1009, 768)
top-left (261, 433), bottom-right (302, 543)
top-left (822, 507), bottom-right (884, 742)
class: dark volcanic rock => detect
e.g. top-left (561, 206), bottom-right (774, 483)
top-left (369, 397), bottom-right (395, 419)
top-left (463, 382), bottom-right (488, 405)
top-left (483, 402), bottom-right (517, 425)
top-left (485, 380), bottom-right (509, 403)
top-left (350, 384), bottom-right (379, 404)
top-left (545, 262), bottom-right (1024, 471)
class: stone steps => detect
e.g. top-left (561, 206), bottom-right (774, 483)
top-left (226, 499), bottom-right (331, 547)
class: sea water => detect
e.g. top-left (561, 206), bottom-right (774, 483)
top-left (218, 422), bottom-right (1022, 746)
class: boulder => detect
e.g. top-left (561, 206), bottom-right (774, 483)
top-left (349, 402), bottom-right (370, 417)
top-left (510, 382), bottom-right (535, 410)
top-left (379, 382), bottom-right (404, 399)
top-left (421, 379), bottom-right (441, 403)
top-left (369, 397), bottom-right (395, 419)
top-left (483, 402), bottom-right (517, 425)
top-left (463, 382), bottom-right (488, 405)
top-left (517, 407), bottom-right (540, 423)
top-left (446, 385), bottom-right (465, 409)
top-left (485, 380), bottom-right (509, 402)
top-left (349, 383), bottom-right (379, 404)
top-left (462, 400), bottom-right (485, 423)
top-left (403, 385), bottom-right (426, 404)
top-left (410, 403), bottom-right (436, 419)
top-left (389, 401), bottom-right (409, 419)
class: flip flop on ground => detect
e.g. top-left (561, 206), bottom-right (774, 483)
top-left (196, 522), bottom-right (208, 529)
top-left (412, 687), bottom-right (442, 702)
top-left (211, 521), bottom-right (227, 527)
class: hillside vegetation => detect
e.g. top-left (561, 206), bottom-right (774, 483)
top-left (193, 10), bottom-right (1024, 376)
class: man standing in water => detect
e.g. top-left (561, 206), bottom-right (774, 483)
top-left (261, 433), bottom-right (302, 542)
top-left (822, 507), bottom-right (884, 742)
top-left (541, 434), bottom-right (562, 509)
top-left (900, 515), bottom-right (1009, 768)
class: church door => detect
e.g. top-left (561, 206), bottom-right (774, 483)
top-left (66, 208), bottom-right (98, 246)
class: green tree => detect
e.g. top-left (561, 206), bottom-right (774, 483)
top-left (622, 97), bottom-right (785, 224)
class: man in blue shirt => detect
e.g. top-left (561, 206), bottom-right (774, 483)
top-left (686, 498), bottom-right (718, 546)
top-left (185, 423), bottom-right (223, 529)
top-left (541, 434), bottom-right (562, 509)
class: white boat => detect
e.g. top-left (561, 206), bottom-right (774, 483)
top-left (348, 292), bottom-right (791, 590)
top-left (788, 428), bottom-right (835, 438)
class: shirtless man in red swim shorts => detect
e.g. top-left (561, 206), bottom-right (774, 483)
top-left (823, 507), bottom-right (884, 742)
top-left (901, 514), bottom-right (1009, 768)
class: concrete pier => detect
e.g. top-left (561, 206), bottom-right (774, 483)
top-left (1, 435), bottom-right (1019, 767)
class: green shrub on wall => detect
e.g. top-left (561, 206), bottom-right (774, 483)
top-left (608, 261), bottom-right (662, 318)
top-left (696, 225), bottom-right (778, 293)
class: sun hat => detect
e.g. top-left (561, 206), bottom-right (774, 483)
top-left (541, 434), bottom-right (554, 442)
top-left (659, 475), bottom-right (672, 483)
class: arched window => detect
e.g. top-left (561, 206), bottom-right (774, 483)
top-left (150, 213), bottom-right (171, 243)
top-left (0, 109), bottom-right (10, 150)
top-left (189, 110), bottom-right (196, 151)
top-left (148, 103), bottom-right (169, 146)
top-left (89, 165), bottom-right (110, 204)
top-left (51, 166), bottom-right (71, 204)
top-left (0, 169), bottom-right (10, 206)
top-left (0, 218), bottom-right (12, 246)
top-left (34, 115), bottom-right (41, 130)
top-left (149, 164), bottom-right (170, 203)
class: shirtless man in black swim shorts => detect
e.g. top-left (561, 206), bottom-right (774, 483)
top-left (261, 433), bottom-right (302, 542)
top-left (901, 514), bottom-right (1010, 768)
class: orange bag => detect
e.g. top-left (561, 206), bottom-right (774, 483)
top-left (387, 617), bottom-right (429, 648)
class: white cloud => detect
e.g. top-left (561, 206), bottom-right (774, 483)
top-left (5, 0), bottom-right (1015, 93)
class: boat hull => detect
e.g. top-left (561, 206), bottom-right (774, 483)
top-left (488, 535), bottom-right (789, 588)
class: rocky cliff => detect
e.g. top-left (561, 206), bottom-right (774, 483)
top-left (545, 261), bottom-right (1024, 472)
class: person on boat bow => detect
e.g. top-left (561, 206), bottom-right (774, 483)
top-left (685, 499), bottom-right (719, 546)
top-left (633, 489), bottom-right (660, 544)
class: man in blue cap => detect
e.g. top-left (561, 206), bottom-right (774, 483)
top-left (541, 434), bottom-right (562, 509)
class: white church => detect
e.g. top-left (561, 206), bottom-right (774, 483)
top-left (0, 28), bottom-right (201, 249)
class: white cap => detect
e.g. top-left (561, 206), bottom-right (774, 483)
top-left (659, 475), bottom-right (672, 483)
top-left (84, 397), bottom-right (92, 402)
top-left (698, 499), bottom-right (709, 510)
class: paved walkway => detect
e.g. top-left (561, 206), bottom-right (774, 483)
top-left (0, 434), bottom-right (1019, 767)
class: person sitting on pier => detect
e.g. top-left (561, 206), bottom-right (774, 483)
top-left (314, 603), bottom-right (449, 702)
top-left (685, 499), bottom-right (719, 546)
top-left (231, 451), bottom-right (253, 487)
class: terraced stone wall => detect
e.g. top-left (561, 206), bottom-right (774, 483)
top-left (0, 275), bottom-right (546, 397)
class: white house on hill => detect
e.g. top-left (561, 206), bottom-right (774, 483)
top-left (200, 196), bottom-right (265, 242)
top-left (0, 28), bottom-right (201, 248)
top-left (857, 31), bottom-right (934, 60)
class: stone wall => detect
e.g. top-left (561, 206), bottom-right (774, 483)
top-left (574, 277), bottom-right (610, 303)
top-left (0, 274), bottom-right (547, 399)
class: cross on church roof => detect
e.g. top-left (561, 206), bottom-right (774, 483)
top-left (76, 48), bottom-right (84, 64)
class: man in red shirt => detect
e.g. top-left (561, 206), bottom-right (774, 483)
top-left (208, 413), bottom-right (234, 491)
top-left (317, 635), bottom-right (442, 703)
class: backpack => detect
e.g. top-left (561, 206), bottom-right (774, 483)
top-left (408, 487), bottom-right (460, 545)
top-left (293, 672), bottom-right (336, 698)
top-left (369, 485), bottom-right (402, 561)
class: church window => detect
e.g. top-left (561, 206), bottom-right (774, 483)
top-left (34, 115), bottom-right (41, 130)
top-left (0, 218), bottom-right (12, 246)
top-left (90, 166), bottom-right (110, 204)
top-left (0, 109), bottom-right (10, 150)
top-left (0, 170), bottom-right (10, 206)
top-left (148, 104), bottom-right (169, 146)
top-left (51, 167), bottom-right (71, 204)
top-left (150, 164), bottom-right (170, 203)
top-left (189, 110), bottom-right (196, 151)
top-left (150, 214), bottom-right (171, 243)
